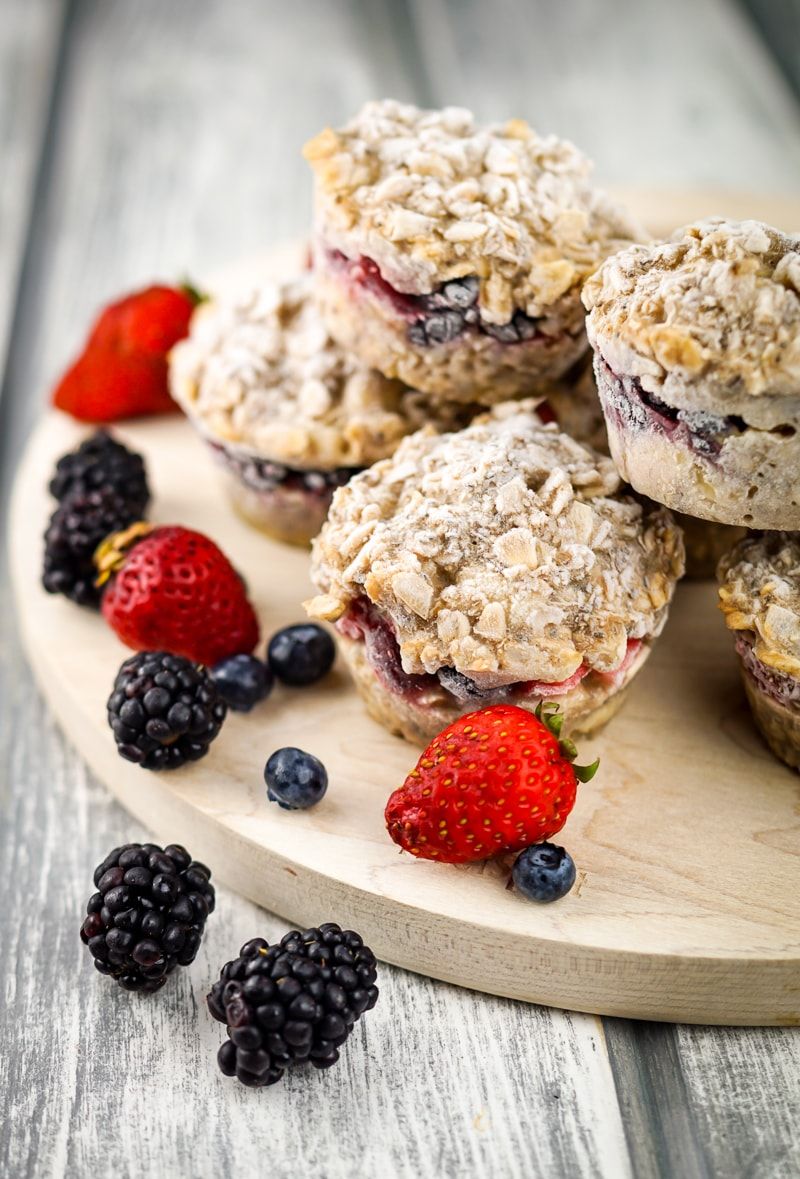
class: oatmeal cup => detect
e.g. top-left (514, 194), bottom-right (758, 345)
top-left (533, 360), bottom-right (746, 576)
top-left (303, 99), bottom-right (643, 402)
top-left (718, 533), bottom-right (800, 770)
top-left (305, 401), bottom-right (685, 745)
top-left (169, 276), bottom-right (471, 546)
top-left (583, 218), bottom-right (800, 530)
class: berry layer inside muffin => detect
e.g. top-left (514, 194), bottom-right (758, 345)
top-left (595, 357), bottom-right (751, 460)
top-left (338, 595), bottom-right (642, 708)
top-left (736, 632), bottom-right (800, 709)
top-left (326, 249), bottom-right (564, 349)
top-left (210, 440), bottom-right (357, 500)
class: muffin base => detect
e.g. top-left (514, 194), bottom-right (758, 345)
top-left (314, 251), bottom-right (588, 402)
top-left (222, 471), bottom-right (333, 547)
top-left (205, 441), bottom-right (356, 548)
top-left (337, 631), bottom-right (649, 746)
top-left (741, 670), bottom-right (800, 771)
top-left (594, 356), bottom-right (800, 529)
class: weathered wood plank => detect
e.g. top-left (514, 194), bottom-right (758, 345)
top-left (409, 0), bottom-right (800, 192)
top-left (0, 0), bottom-right (64, 386)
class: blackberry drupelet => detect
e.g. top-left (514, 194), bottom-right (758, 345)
top-left (207, 924), bottom-right (379, 1087)
top-left (42, 486), bottom-right (143, 606)
top-left (107, 651), bottom-right (227, 770)
top-left (80, 841), bottom-right (215, 992)
top-left (49, 430), bottom-right (150, 513)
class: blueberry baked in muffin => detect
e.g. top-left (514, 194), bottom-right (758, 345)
top-left (305, 402), bottom-right (684, 744)
top-left (304, 100), bottom-right (643, 402)
top-left (170, 275), bottom-right (471, 546)
top-left (718, 533), bottom-right (800, 770)
top-left (584, 218), bottom-right (800, 530)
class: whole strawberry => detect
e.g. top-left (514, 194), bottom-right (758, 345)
top-left (97, 524), bottom-right (259, 666)
top-left (52, 283), bottom-right (203, 422)
top-left (385, 703), bottom-right (598, 864)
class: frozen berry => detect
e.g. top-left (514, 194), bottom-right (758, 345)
top-left (511, 842), bottom-right (577, 903)
top-left (267, 623), bottom-right (335, 687)
top-left (211, 654), bottom-right (273, 712)
top-left (265, 747), bottom-right (328, 810)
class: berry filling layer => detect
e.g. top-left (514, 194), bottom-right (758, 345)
top-left (736, 632), bottom-right (800, 709)
top-left (326, 250), bottom-right (562, 350)
top-left (596, 357), bottom-right (749, 460)
top-left (337, 596), bottom-right (642, 708)
top-left (210, 441), bottom-right (357, 500)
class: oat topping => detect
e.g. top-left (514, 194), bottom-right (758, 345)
top-left (306, 403), bottom-right (684, 684)
top-left (169, 275), bottom-right (467, 469)
top-left (583, 218), bottom-right (800, 399)
top-left (718, 533), bottom-right (800, 676)
top-left (304, 99), bottom-right (643, 323)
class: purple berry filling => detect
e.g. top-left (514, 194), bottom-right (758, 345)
top-left (209, 441), bottom-right (358, 499)
top-left (595, 356), bottom-right (747, 460)
top-left (736, 631), bottom-right (800, 709)
top-left (337, 596), bottom-right (639, 708)
top-left (327, 251), bottom-right (552, 350)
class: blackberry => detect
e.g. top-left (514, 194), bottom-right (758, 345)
top-left (49, 430), bottom-right (150, 514)
top-left (80, 841), bottom-right (215, 992)
top-left (107, 651), bottom-right (227, 770)
top-left (42, 486), bottom-right (142, 606)
top-left (207, 924), bottom-right (379, 1087)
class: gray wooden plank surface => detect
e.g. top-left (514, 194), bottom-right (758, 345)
top-left (0, 0), bottom-right (63, 389)
top-left (412, 0), bottom-right (800, 192)
top-left (1, 2), bottom-right (799, 1177)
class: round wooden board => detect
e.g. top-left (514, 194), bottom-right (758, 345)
top-left (10, 193), bottom-right (800, 1026)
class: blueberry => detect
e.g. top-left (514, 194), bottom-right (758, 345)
top-left (267, 624), bottom-right (335, 687)
top-left (265, 747), bottom-right (328, 810)
top-left (511, 843), bottom-right (576, 903)
top-left (211, 654), bottom-right (273, 712)
top-left (441, 276), bottom-right (479, 308)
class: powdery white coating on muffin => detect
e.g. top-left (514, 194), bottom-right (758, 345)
top-left (306, 403), bottom-right (684, 686)
top-left (304, 99), bottom-right (644, 323)
top-left (583, 218), bottom-right (800, 422)
top-left (169, 276), bottom-right (464, 470)
top-left (718, 533), bottom-right (800, 677)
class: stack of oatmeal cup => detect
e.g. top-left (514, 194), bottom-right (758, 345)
top-left (170, 100), bottom-right (640, 550)
top-left (172, 100), bottom-right (800, 760)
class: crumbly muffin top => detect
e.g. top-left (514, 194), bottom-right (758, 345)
top-left (304, 99), bottom-right (643, 323)
top-left (169, 276), bottom-right (464, 469)
top-left (583, 218), bottom-right (800, 400)
top-left (306, 403), bottom-right (684, 685)
top-left (718, 533), bottom-right (800, 676)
